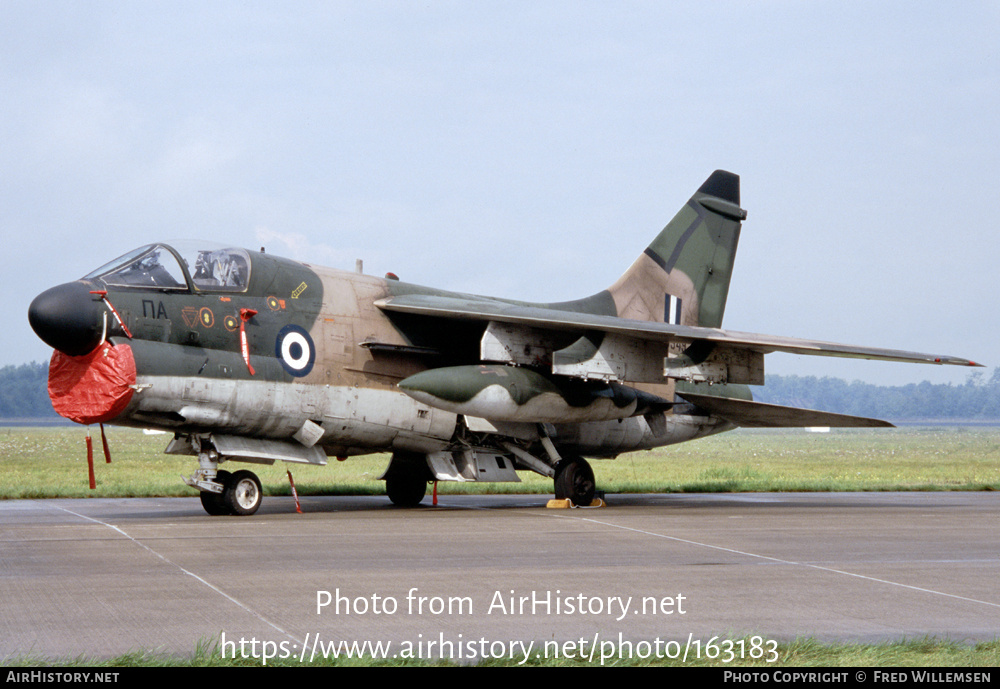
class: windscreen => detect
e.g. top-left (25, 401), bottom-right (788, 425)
top-left (84, 245), bottom-right (187, 289)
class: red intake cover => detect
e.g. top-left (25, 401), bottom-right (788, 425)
top-left (48, 342), bottom-right (136, 424)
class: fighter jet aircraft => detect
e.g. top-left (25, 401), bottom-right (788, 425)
top-left (28, 171), bottom-right (980, 515)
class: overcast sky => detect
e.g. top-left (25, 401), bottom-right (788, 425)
top-left (3, 1), bottom-right (997, 386)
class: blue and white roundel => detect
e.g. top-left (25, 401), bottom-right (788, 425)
top-left (275, 325), bottom-right (315, 377)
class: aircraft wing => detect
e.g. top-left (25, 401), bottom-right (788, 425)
top-left (375, 294), bottom-right (980, 368)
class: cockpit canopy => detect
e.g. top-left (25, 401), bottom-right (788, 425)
top-left (84, 242), bottom-right (251, 292)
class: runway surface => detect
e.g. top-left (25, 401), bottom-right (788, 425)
top-left (2, 492), bottom-right (998, 663)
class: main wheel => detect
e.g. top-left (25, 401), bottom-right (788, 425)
top-left (383, 451), bottom-right (430, 507)
top-left (223, 470), bottom-right (263, 516)
top-left (199, 470), bottom-right (231, 516)
top-left (554, 456), bottom-right (596, 506)
top-left (385, 472), bottom-right (427, 507)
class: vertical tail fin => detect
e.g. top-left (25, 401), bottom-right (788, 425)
top-left (607, 170), bottom-right (746, 328)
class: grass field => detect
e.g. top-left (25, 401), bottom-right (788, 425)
top-left (1, 424), bottom-right (997, 499)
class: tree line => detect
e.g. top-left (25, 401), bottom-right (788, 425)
top-left (752, 368), bottom-right (1000, 421)
top-left (0, 361), bottom-right (58, 418)
top-left (2, 360), bottom-right (999, 421)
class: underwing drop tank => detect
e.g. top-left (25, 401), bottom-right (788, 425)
top-left (398, 364), bottom-right (672, 424)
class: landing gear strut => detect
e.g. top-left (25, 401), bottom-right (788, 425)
top-left (554, 456), bottom-right (596, 507)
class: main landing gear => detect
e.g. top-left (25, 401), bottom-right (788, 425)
top-left (385, 472), bottom-right (428, 507)
top-left (381, 447), bottom-right (598, 508)
top-left (198, 469), bottom-right (263, 516)
top-left (554, 455), bottom-right (596, 507)
top-left (383, 451), bottom-right (431, 507)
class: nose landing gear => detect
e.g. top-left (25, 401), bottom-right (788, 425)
top-left (195, 468), bottom-right (263, 516)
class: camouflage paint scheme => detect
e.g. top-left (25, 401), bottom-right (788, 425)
top-left (28, 171), bottom-right (980, 513)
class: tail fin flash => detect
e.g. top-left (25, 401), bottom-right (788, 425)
top-left (608, 170), bottom-right (746, 328)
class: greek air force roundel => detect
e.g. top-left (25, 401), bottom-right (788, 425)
top-left (275, 324), bottom-right (315, 377)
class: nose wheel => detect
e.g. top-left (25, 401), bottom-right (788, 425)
top-left (224, 470), bottom-right (263, 515)
top-left (199, 470), bottom-right (231, 515)
top-left (199, 469), bottom-right (263, 516)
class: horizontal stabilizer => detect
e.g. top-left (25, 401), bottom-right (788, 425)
top-left (677, 391), bottom-right (893, 428)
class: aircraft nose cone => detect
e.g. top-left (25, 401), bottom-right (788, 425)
top-left (28, 281), bottom-right (103, 356)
